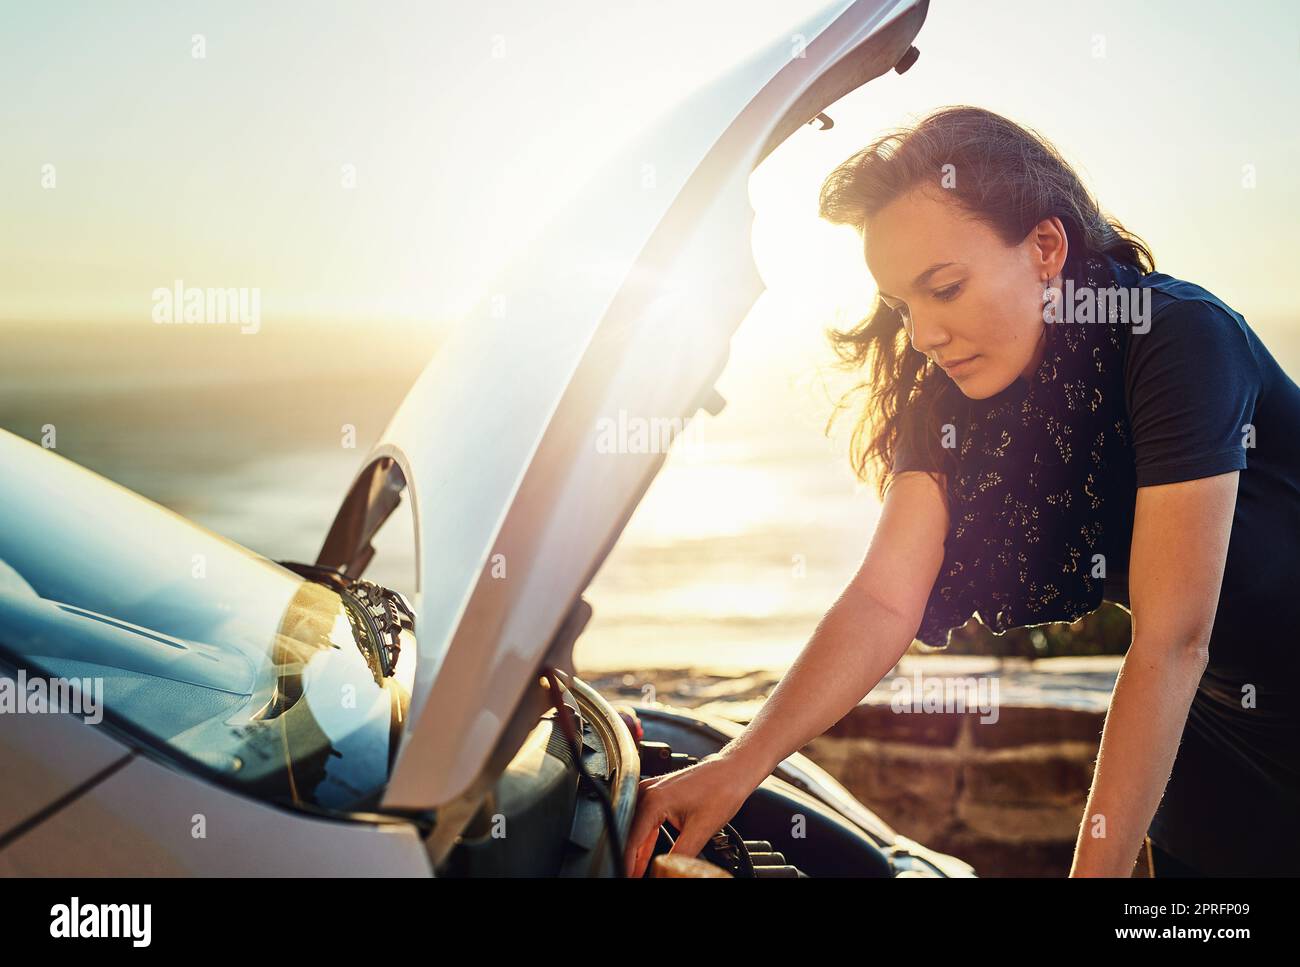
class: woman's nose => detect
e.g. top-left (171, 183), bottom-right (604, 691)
top-left (908, 310), bottom-right (949, 357)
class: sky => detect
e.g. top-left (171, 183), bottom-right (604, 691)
top-left (5, 0), bottom-right (1298, 333)
top-left (1, 0), bottom-right (850, 326)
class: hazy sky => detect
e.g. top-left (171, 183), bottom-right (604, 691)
top-left (1, 0), bottom-right (843, 325)
top-left (4, 0), bottom-right (1298, 336)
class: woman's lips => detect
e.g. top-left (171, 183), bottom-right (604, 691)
top-left (940, 354), bottom-right (980, 376)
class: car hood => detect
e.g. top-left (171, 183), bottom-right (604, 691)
top-left (318, 0), bottom-right (930, 811)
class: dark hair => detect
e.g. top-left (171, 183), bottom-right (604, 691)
top-left (818, 105), bottom-right (1155, 499)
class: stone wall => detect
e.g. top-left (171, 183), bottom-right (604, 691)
top-left (803, 700), bottom-right (1108, 876)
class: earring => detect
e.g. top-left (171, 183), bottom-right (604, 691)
top-left (1041, 277), bottom-right (1060, 324)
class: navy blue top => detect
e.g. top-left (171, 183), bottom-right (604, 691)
top-left (891, 267), bottom-right (1300, 874)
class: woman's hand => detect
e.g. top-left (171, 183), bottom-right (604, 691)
top-left (622, 751), bottom-right (758, 878)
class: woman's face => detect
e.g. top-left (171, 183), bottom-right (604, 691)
top-left (862, 186), bottom-right (1068, 400)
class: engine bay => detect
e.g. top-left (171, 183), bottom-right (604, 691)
top-left (436, 673), bottom-right (957, 878)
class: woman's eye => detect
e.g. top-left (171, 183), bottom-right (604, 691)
top-left (933, 282), bottom-right (962, 302)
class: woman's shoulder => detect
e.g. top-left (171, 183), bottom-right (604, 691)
top-left (1124, 269), bottom-right (1260, 378)
top-left (1118, 267), bottom-right (1271, 488)
top-left (1135, 270), bottom-right (1248, 332)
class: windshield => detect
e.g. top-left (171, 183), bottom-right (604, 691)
top-left (0, 432), bottom-right (415, 812)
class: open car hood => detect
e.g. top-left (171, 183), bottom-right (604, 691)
top-left (318, 0), bottom-right (930, 812)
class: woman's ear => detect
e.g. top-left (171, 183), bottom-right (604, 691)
top-left (1030, 215), bottom-right (1069, 278)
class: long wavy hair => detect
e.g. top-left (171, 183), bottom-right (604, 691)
top-left (819, 106), bottom-right (1155, 500)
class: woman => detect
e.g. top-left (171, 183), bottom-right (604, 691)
top-left (623, 106), bottom-right (1300, 878)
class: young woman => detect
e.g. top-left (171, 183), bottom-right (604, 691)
top-left (623, 106), bottom-right (1300, 878)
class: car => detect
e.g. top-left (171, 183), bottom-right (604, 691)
top-left (0, 0), bottom-right (973, 877)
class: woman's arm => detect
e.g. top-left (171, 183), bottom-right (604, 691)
top-left (720, 469), bottom-right (949, 789)
top-left (1069, 470), bottom-right (1239, 876)
top-left (624, 469), bottom-right (950, 874)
